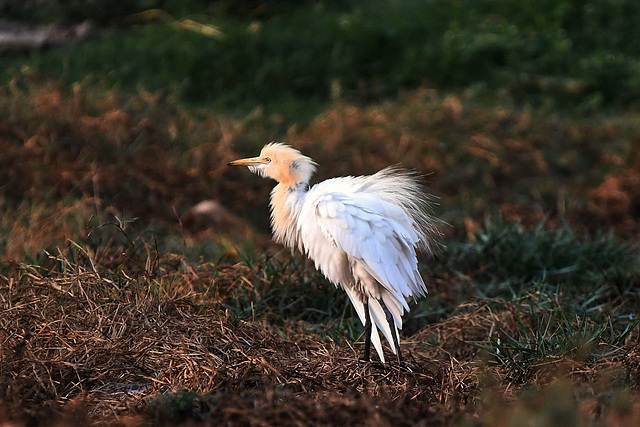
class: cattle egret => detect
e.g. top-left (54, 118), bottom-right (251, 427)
top-left (228, 143), bottom-right (440, 362)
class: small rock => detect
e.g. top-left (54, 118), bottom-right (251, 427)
top-left (183, 200), bottom-right (243, 230)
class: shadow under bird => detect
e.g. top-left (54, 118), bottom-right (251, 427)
top-left (228, 143), bottom-right (441, 362)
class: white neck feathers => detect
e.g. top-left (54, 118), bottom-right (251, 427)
top-left (269, 182), bottom-right (306, 250)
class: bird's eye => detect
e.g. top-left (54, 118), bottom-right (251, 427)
top-left (264, 157), bottom-right (272, 163)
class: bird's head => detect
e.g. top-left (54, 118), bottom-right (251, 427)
top-left (228, 142), bottom-right (317, 186)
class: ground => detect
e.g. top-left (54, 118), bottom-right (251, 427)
top-left (1, 1), bottom-right (640, 425)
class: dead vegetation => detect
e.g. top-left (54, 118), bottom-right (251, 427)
top-left (1, 79), bottom-right (640, 425)
top-left (1, 80), bottom-right (639, 258)
top-left (0, 255), bottom-right (463, 425)
top-left (3, 252), bottom-right (637, 426)
top-left (2, 251), bottom-right (639, 426)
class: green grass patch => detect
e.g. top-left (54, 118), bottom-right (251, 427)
top-left (407, 218), bottom-right (640, 348)
top-left (482, 300), bottom-right (638, 375)
top-left (421, 219), bottom-right (640, 327)
top-left (448, 219), bottom-right (639, 296)
top-left (5, 0), bottom-right (640, 119)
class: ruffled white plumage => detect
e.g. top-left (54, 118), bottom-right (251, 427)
top-left (230, 144), bottom-right (440, 363)
top-left (296, 168), bottom-right (436, 362)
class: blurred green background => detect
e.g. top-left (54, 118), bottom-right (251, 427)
top-left (3, 0), bottom-right (640, 118)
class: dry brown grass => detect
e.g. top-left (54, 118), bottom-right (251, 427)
top-left (2, 81), bottom-right (639, 260)
top-left (1, 79), bottom-right (640, 425)
top-left (2, 253), bottom-right (639, 426)
top-left (0, 256), bottom-right (463, 425)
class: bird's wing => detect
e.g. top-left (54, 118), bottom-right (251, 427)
top-left (306, 189), bottom-right (427, 305)
top-left (298, 179), bottom-right (429, 362)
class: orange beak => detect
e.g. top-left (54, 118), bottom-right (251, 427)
top-left (227, 156), bottom-right (269, 166)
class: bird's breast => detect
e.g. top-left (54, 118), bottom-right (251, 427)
top-left (270, 184), bottom-right (306, 249)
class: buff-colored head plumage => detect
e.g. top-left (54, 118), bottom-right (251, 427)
top-left (228, 142), bottom-right (317, 186)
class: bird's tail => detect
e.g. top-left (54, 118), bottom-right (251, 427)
top-left (361, 166), bottom-right (443, 254)
top-left (344, 286), bottom-right (404, 363)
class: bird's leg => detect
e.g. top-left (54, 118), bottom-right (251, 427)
top-left (379, 300), bottom-right (402, 363)
top-left (363, 299), bottom-right (372, 362)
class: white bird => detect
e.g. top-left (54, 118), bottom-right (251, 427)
top-left (228, 143), bottom-right (440, 362)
